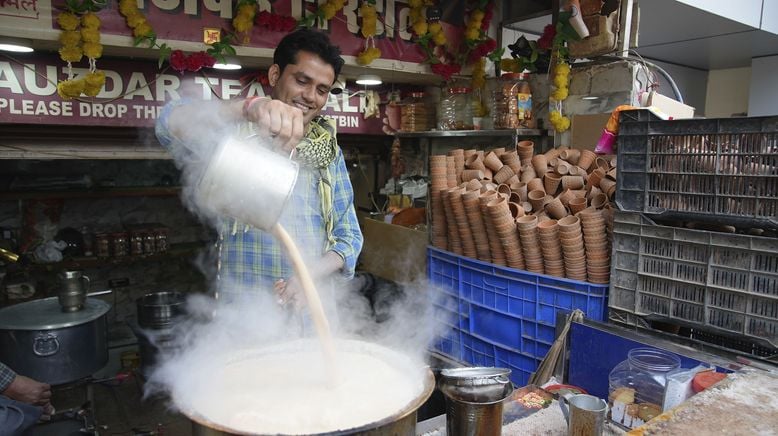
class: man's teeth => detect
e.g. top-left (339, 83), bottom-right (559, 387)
top-left (295, 103), bottom-right (309, 112)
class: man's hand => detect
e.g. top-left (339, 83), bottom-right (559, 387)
top-left (244, 98), bottom-right (305, 156)
top-left (3, 375), bottom-right (51, 406)
top-left (274, 276), bottom-right (305, 310)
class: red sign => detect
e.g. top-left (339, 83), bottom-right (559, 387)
top-left (0, 53), bottom-right (387, 134)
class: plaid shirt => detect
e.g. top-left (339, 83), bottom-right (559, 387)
top-left (0, 362), bottom-right (16, 392)
top-left (156, 100), bottom-right (363, 292)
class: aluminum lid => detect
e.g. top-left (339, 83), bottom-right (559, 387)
top-left (440, 367), bottom-right (512, 385)
top-left (0, 297), bottom-right (111, 330)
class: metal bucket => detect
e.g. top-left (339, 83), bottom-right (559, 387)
top-left (195, 135), bottom-right (299, 231)
top-left (182, 339), bottom-right (435, 435)
top-left (57, 270), bottom-right (90, 312)
top-left (438, 367), bottom-right (514, 436)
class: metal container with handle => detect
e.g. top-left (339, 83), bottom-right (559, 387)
top-left (0, 297), bottom-right (110, 385)
top-left (438, 367), bottom-right (514, 436)
top-left (57, 270), bottom-right (90, 312)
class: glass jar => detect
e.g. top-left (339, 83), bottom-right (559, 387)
top-left (130, 232), bottom-right (144, 256)
top-left (143, 232), bottom-right (156, 254)
top-left (400, 92), bottom-right (434, 132)
top-left (111, 232), bottom-right (128, 258)
top-left (95, 233), bottom-right (110, 258)
top-left (492, 73), bottom-right (533, 129)
top-left (155, 227), bottom-right (169, 253)
top-left (608, 348), bottom-right (681, 429)
top-left (438, 87), bottom-right (473, 131)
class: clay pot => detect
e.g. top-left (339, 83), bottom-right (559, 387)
top-left (595, 156), bottom-right (610, 172)
top-left (556, 162), bottom-right (571, 176)
top-left (520, 165), bottom-right (537, 183)
top-left (558, 189), bottom-right (576, 207)
top-left (493, 165), bottom-right (516, 184)
top-left (590, 193), bottom-right (608, 209)
top-left (465, 179), bottom-right (483, 192)
top-left (508, 201), bottom-right (525, 218)
top-left (531, 155), bottom-right (548, 177)
top-left (517, 140), bottom-right (535, 161)
top-left (463, 149), bottom-right (478, 160)
top-left (506, 175), bottom-right (520, 186)
top-left (578, 150), bottom-right (597, 172)
top-left (497, 184), bottom-right (512, 197)
top-left (560, 149), bottom-right (581, 165)
top-left (461, 169), bottom-right (485, 182)
top-left (465, 154), bottom-right (486, 171)
top-left (561, 175), bottom-right (585, 190)
top-left (545, 197), bottom-right (568, 220)
top-left (587, 186), bottom-right (603, 200)
top-left (544, 147), bottom-right (562, 161)
top-left (528, 189), bottom-right (546, 211)
top-left (493, 147), bottom-right (506, 156)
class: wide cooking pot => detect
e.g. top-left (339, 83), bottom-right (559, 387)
top-left (184, 339), bottom-right (435, 436)
top-left (0, 297), bottom-right (110, 385)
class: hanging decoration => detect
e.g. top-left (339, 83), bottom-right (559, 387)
top-left (413, 0), bottom-right (501, 83)
top-left (232, 1), bottom-right (257, 43)
top-left (255, 11), bottom-right (298, 33)
top-left (55, 1), bottom-right (107, 100)
top-left (356, 1), bottom-right (381, 66)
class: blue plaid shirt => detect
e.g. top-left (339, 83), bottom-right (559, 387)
top-left (156, 100), bottom-right (363, 292)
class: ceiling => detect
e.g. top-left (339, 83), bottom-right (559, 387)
top-left (503, 0), bottom-right (778, 70)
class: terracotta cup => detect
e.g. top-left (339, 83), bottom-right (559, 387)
top-left (562, 175), bottom-right (585, 190)
top-left (545, 197), bottom-right (568, 220)
top-left (528, 189), bottom-right (547, 211)
top-left (556, 161), bottom-right (571, 176)
top-left (569, 196), bottom-right (588, 214)
top-left (461, 169), bottom-right (485, 182)
top-left (544, 173), bottom-right (562, 195)
top-left (560, 149), bottom-right (581, 165)
top-left (591, 192), bottom-right (608, 209)
top-left (494, 165), bottom-right (516, 184)
top-left (463, 149), bottom-right (478, 160)
top-left (497, 183), bottom-right (512, 197)
top-left (531, 154), bottom-right (548, 177)
top-left (559, 188), bottom-right (576, 207)
top-left (527, 177), bottom-right (545, 194)
top-left (520, 165), bottom-right (537, 183)
top-left (465, 179), bottom-right (483, 192)
top-left (465, 154), bottom-right (486, 171)
top-left (578, 150), bottom-right (597, 172)
top-left (544, 147), bottom-right (562, 161)
top-left (484, 151), bottom-right (504, 172)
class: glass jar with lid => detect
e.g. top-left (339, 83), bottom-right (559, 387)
top-left (492, 73), bottom-right (533, 129)
top-left (110, 232), bottom-right (128, 258)
top-left (438, 87), bottom-right (473, 131)
top-left (608, 347), bottom-right (681, 429)
top-left (400, 92), bottom-right (434, 132)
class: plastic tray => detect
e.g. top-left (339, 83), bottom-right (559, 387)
top-left (608, 211), bottom-right (778, 348)
top-left (617, 109), bottom-right (778, 228)
top-left (428, 246), bottom-right (609, 378)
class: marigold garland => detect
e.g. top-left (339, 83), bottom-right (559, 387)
top-left (232, 1), bottom-right (257, 43)
top-left (356, 1), bottom-right (381, 65)
top-left (56, 9), bottom-right (105, 100)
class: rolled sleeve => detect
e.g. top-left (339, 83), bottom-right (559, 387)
top-left (328, 148), bottom-right (363, 279)
top-left (0, 362), bottom-right (17, 393)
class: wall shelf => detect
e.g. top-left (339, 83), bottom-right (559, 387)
top-left (23, 242), bottom-right (207, 272)
top-left (0, 187), bottom-right (182, 201)
top-left (395, 129), bottom-right (548, 138)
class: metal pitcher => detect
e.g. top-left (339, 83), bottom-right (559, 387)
top-left (559, 393), bottom-right (608, 436)
top-left (438, 367), bottom-right (514, 436)
top-left (57, 270), bottom-right (90, 312)
top-left (195, 135), bottom-right (299, 231)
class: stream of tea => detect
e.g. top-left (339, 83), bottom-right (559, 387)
top-left (271, 223), bottom-right (340, 384)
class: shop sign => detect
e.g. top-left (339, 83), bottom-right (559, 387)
top-left (0, 53), bottom-right (387, 134)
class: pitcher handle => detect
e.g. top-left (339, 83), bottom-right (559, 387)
top-left (244, 133), bottom-right (296, 159)
top-left (81, 275), bottom-right (91, 292)
top-left (559, 392), bottom-right (574, 424)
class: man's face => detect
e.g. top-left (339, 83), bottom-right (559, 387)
top-left (268, 50), bottom-right (336, 126)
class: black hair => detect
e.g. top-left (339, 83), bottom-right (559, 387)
top-left (274, 28), bottom-right (345, 80)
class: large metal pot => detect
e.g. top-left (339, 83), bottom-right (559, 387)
top-left (0, 297), bottom-right (110, 385)
top-left (184, 339), bottom-right (435, 436)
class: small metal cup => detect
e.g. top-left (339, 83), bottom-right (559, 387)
top-left (195, 135), bottom-right (299, 231)
top-left (57, 270), bottom-right (90, 312)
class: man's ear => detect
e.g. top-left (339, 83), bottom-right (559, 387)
top-left (268, 64), bottom-right (281, 87)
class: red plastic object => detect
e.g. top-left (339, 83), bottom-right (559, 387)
top-left (692, 371), bottom-right (727, 393)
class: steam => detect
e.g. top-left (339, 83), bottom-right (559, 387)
top-left (145, 102), bottom-right (448, 428)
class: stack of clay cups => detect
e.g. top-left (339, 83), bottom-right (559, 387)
top-left (517, 140), bottom-right (535, 166)
top-left (578, 208), bottom-right (610, 284)
top-left (537, 219), bottom-right (565, 277)
top-left (557, 215), bottom-right (587, 281)
top-left (429, 155), bottom-right (449, 249)
top-left (463, 189), bottom-right (491, 263)
top-left (441, 183), bottom-right (462, 255)
top-left (449, 148), bottom-right (465, 184)
top-left (486, 197), bottom-right (525, 270)
top-left (449, 186), bottom-right (476, 259)
top-left (516, 215), bottom-right (544, 274)
top-left (479, 190), bottom-right (506, 266)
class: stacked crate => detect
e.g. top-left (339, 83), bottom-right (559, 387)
top-left (610, 110), bottom-right (778, 353)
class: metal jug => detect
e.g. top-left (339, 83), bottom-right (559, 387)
top-left (195, 135), bottom-right (299, 231)
top-left (559, 393), bottom-right (609, 436)
top-left (57, 270), bottom-right (90, 312)
top-left (438, 367), bottom-right (514, 436)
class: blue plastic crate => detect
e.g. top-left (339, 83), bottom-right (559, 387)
top-left (428, 246), bottom-right (608, 360)
top-left (461, 331), bottom-right (541, 387)
top-left (432, 325), bottom-right (463, 361)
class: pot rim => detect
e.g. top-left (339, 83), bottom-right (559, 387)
top-left (180, 339), bottom-right (436, 435)
top-left (0, 297), bottom-right (110, 330)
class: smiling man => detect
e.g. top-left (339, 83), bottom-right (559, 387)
top-left (156, 28), bottom-right (363, 317)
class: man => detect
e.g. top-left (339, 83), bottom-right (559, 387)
top-left (156, 28), bottom-right (363, 311)
top-left (1, 362), bottom-right (52, 436)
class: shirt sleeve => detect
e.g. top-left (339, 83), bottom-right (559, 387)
top-left (328, 147), bottom-right (363, 279)
top-left (0, 362), bottom-right (17, 393)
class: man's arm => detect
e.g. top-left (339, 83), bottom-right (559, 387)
top-left (0, 363), bottom-right (51, 406)
top-left (326, 147), bottom-right (363, 278)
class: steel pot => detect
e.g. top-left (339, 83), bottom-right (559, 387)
top-left (136, 291), bottom-right (185, 329)
top-left (184, 339), bottom-right (435, 436)
top-left (0, 297), bottom-right (110, 385)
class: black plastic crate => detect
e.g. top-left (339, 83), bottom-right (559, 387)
top-left (609, 211), bottom-right (778, 348)
top-left (617, 110), bottom-right (778, 228)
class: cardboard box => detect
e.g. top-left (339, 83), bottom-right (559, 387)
top-left (639, 91), bottom-right (695, 120)
top-left (571, 113), bottom-right (612, 151)
top-left (358, 216), bottom-right (427, 284)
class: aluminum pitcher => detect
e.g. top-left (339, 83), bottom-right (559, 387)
top-left (195, 135), bottom-right (299, 231)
